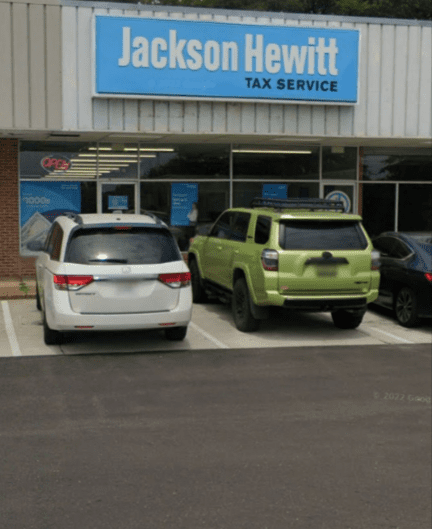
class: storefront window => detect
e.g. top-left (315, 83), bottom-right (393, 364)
top-left (140, 181), bottom-right (229, 251)
top-left (361, 184), bottom-right (396, 238)
top-left (362, 149), bottom-right (432, 182)
top-left (398, 184), bottom-right (432, 232)
top-left (20, 141), bottom-right (97, 179)
top-left (98, 143), bottom-right (139, 179)
top-left (322, 147), bottom-right (357, 180)
top-left (233, 146), bottom-right (319, 180)
top-left (140, 144), bottom-right (229, 180)
top-left (233, 182), bottom-right (319, 208)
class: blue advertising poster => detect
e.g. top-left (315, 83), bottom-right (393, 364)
top-left (94, 16), bottom-right (359, 104)
top-left (108, 195), bottom-right (128, 210)
top-left (263, 184), bottom-right (288, 199)
top-left (20, 181), bottom-right (81, 255)
top-left (171, 183), bottom-right (199, 226)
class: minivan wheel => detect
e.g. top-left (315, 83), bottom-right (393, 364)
top-left (43, 313), bottom-right (63, 345)
top-left (395, 287), bottom-right (420, 327)
top-left (165, 326), bottom-right (188, 341)
top-left (36, 287), bottom-right (41, 311)
top-left (331, 309), bottom-right (365, 330)
top-left (232, 278), bottom-right (260, 332)
top-left (189, 259), bottom-right (207, 303)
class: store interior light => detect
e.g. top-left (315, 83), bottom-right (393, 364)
top-left (232, 149), bottom-right (312, 154)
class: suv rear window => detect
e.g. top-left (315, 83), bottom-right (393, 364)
top-left (64, 227), bottom-right (181, 265)
top-left (279, 220), bottom-right (368, 250)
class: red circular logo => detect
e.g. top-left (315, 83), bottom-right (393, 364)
top-left (41, 155), bottom-right (72, 173)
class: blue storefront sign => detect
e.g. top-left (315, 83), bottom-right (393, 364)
top-left (94, 16), bottom-right (359, 104)
top-left (20, 182), bottom-right (81, 255)
top-left (171, 183), bottom-right (199, 226)
top-left (263, 184), bottom-right (288, 199)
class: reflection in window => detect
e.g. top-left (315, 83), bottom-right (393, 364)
top-left (398, 184), bottom-right (432, 232)
top-left (322, 147), bottom-right (357, 180)
top-left (233, 146), bottom-right (319, 180)
top-left (140, 144), bottom-right (229, 179)
top-left (233, 182), bottom-right (319, 208)
top-left (361, 184), bottom-right (396, 237)
top-left (20, 141), bottom-right (97, 179)
top-left (98, 143), bottom-right (139, 179)
top-left (362, 150), bottom-right (432, 182)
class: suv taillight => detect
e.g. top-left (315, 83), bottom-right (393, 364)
top-left (54, 275), bottom-right (94, 291)
top-left (158, 272), bottom-right (191, 288)
top-left (261, 249), bottom-right (278, 271)
top-left (425, 273), bottom-right (432, 282)
top-left (371, 250), bottom-right (381, 271)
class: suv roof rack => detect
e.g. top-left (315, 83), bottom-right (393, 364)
top-left (59, 211), bottom-right (83, 224)
top-left (250, 197), bottom-right (345, 212)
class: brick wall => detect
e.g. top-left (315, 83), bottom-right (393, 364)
top-left (0, 139), bottom-right (36, 279)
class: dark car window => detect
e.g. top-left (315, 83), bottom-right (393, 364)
top-left (209, 212), bottom-right (235, 240)
top-left (50, 225), bottom-right (64, 261)
top-left (230, 213), bottom-right (251, 242)
top-left (279, 220), bottom-right (368, 250)
top-left (64, 227), bottom-right (181, 265)
top-left (374, 237), bottom-right (411, 259)
top-left (254, 216), bottom-right (272, 245)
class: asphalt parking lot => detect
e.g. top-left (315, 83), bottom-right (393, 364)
top-left (1, 298), bottom-right (431, 357)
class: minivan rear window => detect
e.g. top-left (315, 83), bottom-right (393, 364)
top-left (65, 227), bottom-right (181, 265)
top-left (279, 220), bottom-right (368, 250)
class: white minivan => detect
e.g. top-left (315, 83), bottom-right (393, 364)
top-left (34, 212), bottom-right (192, 345)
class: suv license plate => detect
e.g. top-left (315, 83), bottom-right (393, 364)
top-left (317, 266), bottom-right (337, 277)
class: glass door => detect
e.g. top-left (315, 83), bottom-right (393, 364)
top-left (321, 182), bottom-right (356, 213)
top-left (100, 183), bottom-right (137, 214)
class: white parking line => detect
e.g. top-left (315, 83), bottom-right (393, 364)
top-left (1, 301), bottom-right (22, 357)
top-left (370, 327), bottom-right (413, 344)
top-left (190, 321), bottom-right (229, 349)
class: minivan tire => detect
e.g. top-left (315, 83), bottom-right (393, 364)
top-left (232, 278), bottom-right (260, 332)
top-left (165, 326), bottom-right (188, 341)
top-left (331, 309), bottom-right (365, 329)
top-left (43, 313), bottom-right (63, 345)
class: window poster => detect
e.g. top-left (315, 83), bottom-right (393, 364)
top-left (170, 183), bottom-right (199, 226)
top-left (20, 181), bottom-right (81, 256)
top-left (262, 184), bottom-right (288, 199)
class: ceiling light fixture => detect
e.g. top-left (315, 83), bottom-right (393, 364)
top-left (232, 149), bottom-right (312, 154)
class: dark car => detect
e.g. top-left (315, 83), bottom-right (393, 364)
top-left (372, 232), bottom-right (432, 327)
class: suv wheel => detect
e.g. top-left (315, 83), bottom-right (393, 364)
top-left (189, 259), bottom-right (207, 303)
top-left (43, 313), bottom-right (63, 345)
top-left (331, 309), bottom-right (365, 330)
top-left (232, 278), bottom-right (260, 332)
top-left (165, 326), bottom-right (188, 341)
top-left (395, 287), bottom-right (420, 327)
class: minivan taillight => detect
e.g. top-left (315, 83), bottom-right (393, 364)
top-left (261, 249), bottom-right (279, 271)
top-left (371, 250), bottom-right (381, 271)
top-left (54, 275), bottom-right (94, 291)
top-left (158, 272), bottom-right (191, 288)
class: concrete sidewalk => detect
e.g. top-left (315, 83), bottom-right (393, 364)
top-left (0, 278), bottom-right (36, 300)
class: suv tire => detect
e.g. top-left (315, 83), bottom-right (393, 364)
top-left (189, 259), bottom-right (207, 303)
top-left (165, 326), bottom-right (188, 341)
top-left (43, 313), bottom-right (63, 345)
top-left (395, 287), bottom-right (420, 327)
top-left (232, 278), bottom-right (260, 332)
top-left (331, 309), bottom-right (365, 330)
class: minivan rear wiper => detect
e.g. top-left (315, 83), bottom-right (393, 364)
top-left (88, 258), bottom-right (128, 263)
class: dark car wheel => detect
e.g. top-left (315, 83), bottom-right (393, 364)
top-left (189, 259), bottom-right (207, 303)
top-left (43, 313), bottom-right (63, 345)
top-left (232, 278), bottom-right (260, 332)
top-left (331, 309), bottom-right (365, 329)
top-left (165, 326), bottom-right (188, 341)
top-left (36, 287), bottom-right (41, 311)
top-left (395, 287), bottom-right (420, 327)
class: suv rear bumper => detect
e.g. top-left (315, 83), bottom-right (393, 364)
top-left (282, 297), bottom-right (367, 311)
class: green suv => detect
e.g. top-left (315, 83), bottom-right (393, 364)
top-left (188, 198), bottom-right (380, 332)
